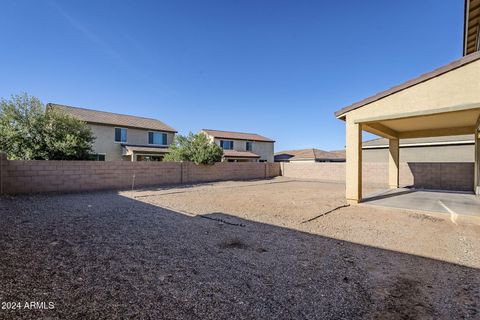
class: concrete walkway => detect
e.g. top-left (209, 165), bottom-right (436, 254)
top-left (363, 188), bottom-right (480, 220)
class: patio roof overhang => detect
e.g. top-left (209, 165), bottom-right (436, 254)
top-left (122, 145), bottom-right (170, 156)
top-left (357, 103), bottom-right (480, 140)
top-left (335, 52), bottom-right (480, 121)
top-left (223, 150), bottom-right (261, 159)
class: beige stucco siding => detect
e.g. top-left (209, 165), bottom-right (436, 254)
top-left (89, 124), bottom-right (121, 161)
top-left (89, 124), bottom-right (174, 161)
top-left (344, 59), bottom-right (480, 122)
top-left (363, 144), bottom-right (475, 163)
top-left (212, 138), bottom-right (274, 162)
top-left (254, 142), bottom-right (274, 162)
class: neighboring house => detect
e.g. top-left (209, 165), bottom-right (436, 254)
top-left (274, 149), bottom-right (345, 162)
top-left (200, 129), bottom-right (275, 162)
top-left (46, 104), bottom-right (176, 161)
top-left (363, 135), bottom-right (474, 163)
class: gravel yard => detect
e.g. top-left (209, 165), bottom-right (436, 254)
top-left (1, 177), bottom-right (479, 319)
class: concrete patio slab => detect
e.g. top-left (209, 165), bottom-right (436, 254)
top-left (363, 188), bottom-right (480, 220)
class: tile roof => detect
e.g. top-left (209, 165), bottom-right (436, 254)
top-left (223, 150), bottom-right (260, 158)
top-left (327, 150), bottom-right (347, 159)
top-left (363, 134), bottom-right (475, 148)
top-left (202, 129), bottom-right (274, 142)
top-left (47, 103), bottom-right (177, 132)
top-left (275, 148), bottom-right (345, 160)
top-left (334, 51), bottom-right (480, 118)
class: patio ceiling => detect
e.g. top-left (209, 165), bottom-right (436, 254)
top-left (465, 0), bottom-right (480, 55)
top-left (356, 104), bottom-right (480, 139)
top-left (122, 145), bottom-right (170, 155)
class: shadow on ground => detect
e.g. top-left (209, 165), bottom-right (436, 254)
top-left (0, 192), bottom-right (478, 319)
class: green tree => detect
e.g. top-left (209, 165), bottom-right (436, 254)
top-left (43, 109), bottom-right (96, 160)
top-left (163, 132), bottom-right (223, 165)
top-left (0, 93), bottom-right (95, 160)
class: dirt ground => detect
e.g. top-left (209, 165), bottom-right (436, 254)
top-left (1, 177), bottom-right (479, 319)
top-left (126, 178), bottom-right (480, 269)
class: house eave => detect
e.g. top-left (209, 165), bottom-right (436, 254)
top-left (334, 51), bottom-right (480, 118)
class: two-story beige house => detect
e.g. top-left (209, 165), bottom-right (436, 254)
top-left (201, 129), bottom-right (275, 162)
top-left (46, 104), bottom-right (176, 161)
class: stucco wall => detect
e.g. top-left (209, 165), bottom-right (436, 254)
top-left (280, 162), bottom-right (474, 191)
top-left (363, 144), bottom-right (474, 163)
top-left (89, 124), bottom-right (175, 161)
top-left (0, 154), bottom-right (280, 195)
top-left (344, 59), bottom-right (480, 121)
top-left (251, 141), bottom-right (274, 162)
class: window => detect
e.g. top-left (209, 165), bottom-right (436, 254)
top-left (246, 141), bottom-right (253, 151)
top-left (220, 140), bottom-right (234, 150)
top-left (89, 154), bottom-right (105, 161)
top-left (148, 132), bottom-right (167, 145)
top-left (115, 128), bottom-right (127, 143)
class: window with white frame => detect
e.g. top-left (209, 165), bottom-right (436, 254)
top-left (246, 141), bottom-right (253, 151)
top-left (115, 127), bottom-right (127, 143)
top-left (148, 131), bottom-right (167, 145)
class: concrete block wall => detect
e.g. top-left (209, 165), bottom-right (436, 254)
top-left (280, 162), bottom-right (346, 182)
top-left (0, 154), bottom-right (281, 195)
top-left (0, 152), bottom-right (6, 195)
top-left (3, 160), bottom-right (182, 194)
top-left (281, 162), bottom-right (474, 191)
top-left (406, 162), bottom-right (474, 191)
top-left (183, 162), bottom-right (279, 184)
top-left (1, 152), bottom-right (471, 194)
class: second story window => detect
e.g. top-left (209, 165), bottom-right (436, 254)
top-left (149, 132), bottom-right (167, 145)
top-left (220, 140), bottom-right (234, 150)
top-left (115, 127), bottom-right (127, 143)
top-left (246, 141), bottom-right (253, 151)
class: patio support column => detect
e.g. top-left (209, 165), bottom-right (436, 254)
top-left (346, 118), bottom-right (362, 204)
top-left (388, 138), bottom-right (400, 188)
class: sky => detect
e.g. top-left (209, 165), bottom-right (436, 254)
top-left (0, 0), bottom-right (464, 151)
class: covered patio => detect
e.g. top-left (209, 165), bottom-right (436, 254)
top-left (363, 188), bottom-right (480, 223)
top-left (335, 52), bottom-right (480, 206)
top-left (122, 145), bottom-right (170, 161)
top-left (223, 150), bottom-right (261, 162)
